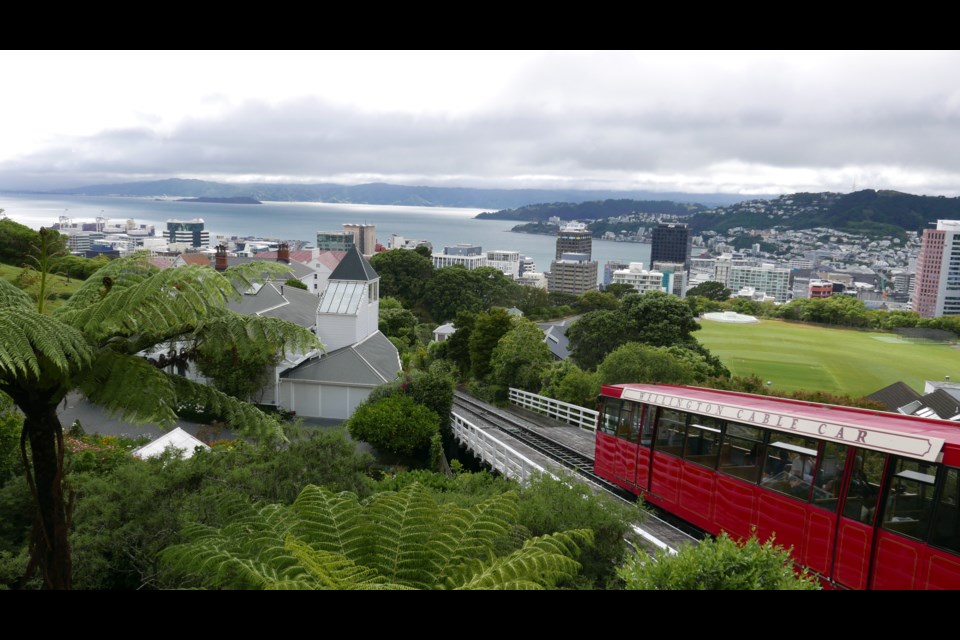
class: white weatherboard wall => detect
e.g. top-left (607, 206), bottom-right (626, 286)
top-left (279, 380), bottom-right (373, 420)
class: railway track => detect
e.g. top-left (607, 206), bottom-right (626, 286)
top-left (452, 391), bottom-right (701, 552)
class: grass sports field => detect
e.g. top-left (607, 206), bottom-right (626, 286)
top-left (695, 318), bottom-right (960, 397)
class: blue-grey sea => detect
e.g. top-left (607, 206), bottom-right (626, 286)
top-left (0, 193), bottom-right (650, 284)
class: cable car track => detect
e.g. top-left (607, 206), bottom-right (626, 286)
top-left (452, 391), bottom-right (701, 551)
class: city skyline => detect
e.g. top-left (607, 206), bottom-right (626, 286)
top-left (3, 51), bottom-right (960, 196)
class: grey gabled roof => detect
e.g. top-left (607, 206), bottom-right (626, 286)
top-left (867, 381), bottom-right (922, 413)
top-left (921, 389), bottom-right (960, 420)
top-left (328, 244), bottom-right (378, 282)
top-left (280, 331), bottom-right (399, 386)
top-left (227, 281), bottom-right (318, 329)
top-left (228, 256), bottom-right (314, 279)
top-left (542, 321), bottom-right (570, 361)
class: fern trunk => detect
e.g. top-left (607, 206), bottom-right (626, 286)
top-left (21, 398), bottom-right (71, 590)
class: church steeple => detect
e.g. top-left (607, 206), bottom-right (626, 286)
top-left (315, 245), bottom-right (381, 352)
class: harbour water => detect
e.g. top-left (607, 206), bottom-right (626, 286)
top-left (0, 193), bottom-right (651, 284)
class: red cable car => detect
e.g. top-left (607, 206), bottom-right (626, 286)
top-left (594, 383), bottom-right (960, 589)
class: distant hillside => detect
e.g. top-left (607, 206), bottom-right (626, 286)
top-left (50, 178), bottom-right (752, 210)
top-left (175, 196), bottom-right (262, 204)
top-left (687, 190), bottom-right (960, 235)
top-left (476, 199), bottom-right (709, 221)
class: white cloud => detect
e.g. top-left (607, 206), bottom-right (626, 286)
top-left (2, 50), bottom-right (960, 195)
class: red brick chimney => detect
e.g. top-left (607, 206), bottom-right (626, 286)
top-left (215, 244), bottom-right (228, 271)
top-left (277, 242), bottom-right (290, 263)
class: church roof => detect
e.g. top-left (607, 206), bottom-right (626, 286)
top-left (328, 244), bottom-right (378, 282)
top-left (280, 331), bottom-right (400, 386)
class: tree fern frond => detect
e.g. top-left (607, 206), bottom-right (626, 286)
top-left (0, 278), bottom-right (34, 309)
top-left (74, 351), bottom-right (180, 426)
top-left (61, 265), bottom-right (239, 343)
top-left (55, 252), bottom-right (157, 314)
top-left (0, 307), bottom-right (92, 383)
top-left (221, 261), bottom-right (296, 292)
top-left (168, 374), bottom-right (284, 441)
top-left (283, 535), bottom-right (396, 589)
top-left (193, 313), bottom-right (323, 360)
top-left (290, 485), bottom-right (366, 557)
top-left (361, 484), bottom-right (444, 589)
top-left (452, 529), bottom-right (593, 590)
top-left (431, 491), bottom-right (518, 585)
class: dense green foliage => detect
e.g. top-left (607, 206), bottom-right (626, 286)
top-left (160, 482), bottom-right (592, 590)
top-left (346, 395), bottom-right (441, 458)
top-left (568, 291), bottom-right (704, 370)
top-left (468, 308), bottom-right (514, 381)
top-left (518, 474), bottom-right (638, 589)
top-left (0, 219), bottom-right (68, 268)
top-left (686, 280), bottom-right (732, 301)
top-left (369, 249), bottom-right (435, 309)
top-left (0, 250), bottom-right (322, 588)
top-left (490, 318), bottom-right (554, 391)
top-left (617, 532), bottom-right (820, 590)
top-left (478, 198), bottom-right (706, 222)
top-left (597, 343), bottom-right (714, 386)
top-left (539, 361), bottom-right (601, 409)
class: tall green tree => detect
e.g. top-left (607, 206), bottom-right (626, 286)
top-left (0, 220), bottom-right (68, 268)
top-left (490, 318), bottom-right (553, 392)
top-left (620, 290), bottom-right (701, 347)
top-left (468, 308), bottom-right (513, 381)
top-left (566, 310), bottom-right (626, 370)
top-left (686, 280), bottom-right (732, 301)
top-left (369, 249), bottom-right (434, 309)
top-left (0, 247), bottom-right (320, 589)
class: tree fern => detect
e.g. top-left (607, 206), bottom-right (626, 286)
top-left (0, 277), bottom-right (34, 309)
top-left (451, 529), bottom-right (592, 590)
top-left (161, 483), bottom-right (591, 590)
top-left (3, 251), bottom-right (323, 587)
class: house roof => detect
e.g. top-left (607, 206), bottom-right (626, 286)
top-left (433, 322), bottom-right (456, 336)
top-left (227, 281), bottom-right (318, 329)
top-left (132, 427), bottom-right (210, 460)
top-left (252, 249), bottom-right (315, 264)
top-left (177, 253), bottom-right (211, 267)
top-left (227, 256), bottom-right (314, 279)
top-left (328, 244), bottom-right (378, 282)
top-left (543, 321), bottom-right (571, 360)
top-left (867, 381), bottom-right (922, 412)
top-left (280, 331), bottom-right (400, 386)
top-left (315, 250), bottom-right (346, 270)
top-left (148, 256), bottom-right (176, 270)
top-left (922, 389), bottom-right (960, 421)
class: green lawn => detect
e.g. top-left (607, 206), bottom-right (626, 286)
top-left (696, 318), bottom-right (960, 397)
top-left (0, 263), bottom-right (84, 311)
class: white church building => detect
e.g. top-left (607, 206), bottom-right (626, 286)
top-left (277, 245), bottom-right (401, 420)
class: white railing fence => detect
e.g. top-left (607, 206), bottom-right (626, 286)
top-left (450, 412), bottom-right (556, 484)
top-left (508, 388), bottom-right (598, 432)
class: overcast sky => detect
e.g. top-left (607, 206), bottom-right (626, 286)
top-left (2, 50), bottom-right (960, 196)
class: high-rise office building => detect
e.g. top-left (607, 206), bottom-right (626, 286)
top-left (342, 223), bottom-right (377, 257)
top-left (317, 231), bottom-right (355, 251)
top-left (555, 222), bottom-right (592, 260)
top-left (166, 219), bottom-right (209, 248)
top-left (548, 223), bottom-right (598, 295)
top-left (913, 220), bottom-right (960, 317)
top-left (651, 223), bottom-right (691, 271)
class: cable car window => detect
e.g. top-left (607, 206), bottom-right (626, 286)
top-left (653, 408), bottom-right (687, 457)
top-left (842, 448), bottom-right (885, 525)
top-left (761, 434), bottom-right (820, 502)
top-left (718, 422), bottom-right (764, 484)
top-left (599, 399), bottom-right (621, 436)
top-left (930, 467), bottom-right (960, 555)
top-left (881, 457), bottom-right (938, 542)
top-left (810, 442), bottom-right (847, 513)
top-left (638, 404), bottom-right (655, 447)
top-left (684, 416), bottom-right (722, 469)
